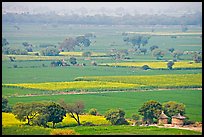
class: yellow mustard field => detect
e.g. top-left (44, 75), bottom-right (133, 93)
top-left (2, 112), bottom-right (26, 126)
top-left (61, 114), bottom-right (111, 126)
top-left (3, 81), bottom-right (139, 91)
top-left (2, 112), bottom-right (110, 127)
top-left (99, 61), bottom-right (202, 69)
top-left (75, 73), bottom-right (202, 88)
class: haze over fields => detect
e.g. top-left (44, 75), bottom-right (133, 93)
top-left (2, 2), bottom-right (202, 16)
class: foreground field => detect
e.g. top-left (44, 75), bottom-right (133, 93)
top-left (5, 89), bottom-right (202, 122)
top-left (2, 112), bottom-right (201, 135)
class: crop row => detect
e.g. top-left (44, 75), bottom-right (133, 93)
top-left (99, 61), bottom-right (202, 69)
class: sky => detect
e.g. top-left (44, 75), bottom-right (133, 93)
top-left (2, 2), bottom-right (202, 14)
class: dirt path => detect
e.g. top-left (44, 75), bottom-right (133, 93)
top-left (13, 88), bottom-right (202, 97)
top-left (157, 124), bottom-right (202, 132)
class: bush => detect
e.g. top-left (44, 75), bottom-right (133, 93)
top-left (82, 51), bottom-right (92, 57)
top-left (88, 108), bottom-right (98, 116)
top-left (104, 108), bottom-right (129, 125)
top-left (50, 129), bottom-right (79, 135)
top-left (142, 65), bottom-right (151, 70)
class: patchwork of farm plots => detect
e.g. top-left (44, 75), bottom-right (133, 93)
top-left (3, 74), bottom-right (202, 91)
top-left (99, 61), bottom-right (202, 69)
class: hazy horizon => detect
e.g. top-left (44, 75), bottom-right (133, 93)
top-left (3, 2), bottom-right (202, 15)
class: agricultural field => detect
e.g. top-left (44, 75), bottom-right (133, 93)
top-left (99, 61), bottom-right (202, 69)
top-left (2, 19), bottom-right (202, 134)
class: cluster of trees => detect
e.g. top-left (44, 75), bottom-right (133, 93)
top-left (3, 97), bottom-right (190, 128)
top-left (3, 12), bottom-right (202, 26)
top-left (9, 100), bottom-right (85, 128)
top-left (138, 100), bottom-right (185, 124)
top-left (59, 34), bottom-right (95, 52)
top-left (123, 34), bottom-right (150, 51)
top-left (2, 39), bottom-right (32, 55)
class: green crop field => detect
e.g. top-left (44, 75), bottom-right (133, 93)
top-left (4, 89), bottom-right (202, 122)
top-left (2, 22), bottom-right (202, 135)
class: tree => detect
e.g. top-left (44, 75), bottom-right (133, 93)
top-left (139, 48), bottom-right (147, 55)
top-left (149, 45), bottom-right (159, 52)
top-left (138, 100), bottom-right (162, 124)
top-left (45, 102), bottom-right (67, 128)
top-left (82, 51), bottom-right (92, 57)
top-left (76, 35), bottom-right (91, 50)
top-left (2, 97), bottom-right (12, 112)
top-left (132, 114), bottom-right (141, 125)
top-left (168, 48), bottom-right (175, 53)
top-left (69, 57), bottom-right (77, 65)
top-left (2, 38), bottom-right (9, 47)
top-left (12, 102), bottom-right (45, 125)
top-left (162, 101), bottom-right (185, 122)
top-left (88, 108), bottom-right (98, 116)
top-left (152, 49), bottom-right (165, 60)
top-left (172, 50), bottom-right (183, 60)
top-left (192, 52), bottom-right (202, 63)
top-left (142, 65), bottom-right (151, 70)
top-left (104, 108), bottom-right (129, 125)
top-left (59, 37), bottom-right (78, 52)
top-left (126, 35), bottom-right (150, 50)
top-left (9, 56), bottom-right (15, 62)
top-left (167, 60), bottom-right (174, 70)
top-left (59, 100), bottom-right (84, 126)
top-left (22, 42), bottom-right (30, 47)
top-left (40, 47), bottom-right (60, 56)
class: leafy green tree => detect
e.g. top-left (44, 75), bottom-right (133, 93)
top-left (104, 108), bottom-right (129, 125)
top-left (59, 100), bottom-right (84, 126)
top-left (132, 114), bottom-right (141, 125)
top-left (69, 57), bottom-right (77, 65)
top-left (149, 45), bottom-right (159, 52)
top-left (192, 52), bottom-right (202, 63)
top-left (59, 37), bottom-right (78, 52)
top-left (139, 48), bottom-right (147, 54)
top-left (88, 108), bottom-right (98, 116)
top-left (126, 35), bottom-right (150, 50)
top-left (2, 97), bottom-right (12, 112)
top-left (152, 49), bottom-right (165, 60)
top-left (162, 101), bottom-right (185, 118)
top-left (45, 102), bottom-right (66, 128)
top-left (172, 50), bottom-right (183, 60)
top-left (12, 102), bottom-right (45, 125)
top-left (2, 38), bottom-right (9, 47)
top-left (167, 60), bottom-right (174, 70)
top-left (40, 47), bottom-right (60, 56)
top-left (138, 100), bottom-right (162, 124)
top-left (168, 48), bottom-right (175, 53)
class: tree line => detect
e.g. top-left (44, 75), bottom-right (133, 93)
top-left (2, 97), bottom-right (194, 128)
top-left (2, 12), bottom-right (202, 26)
